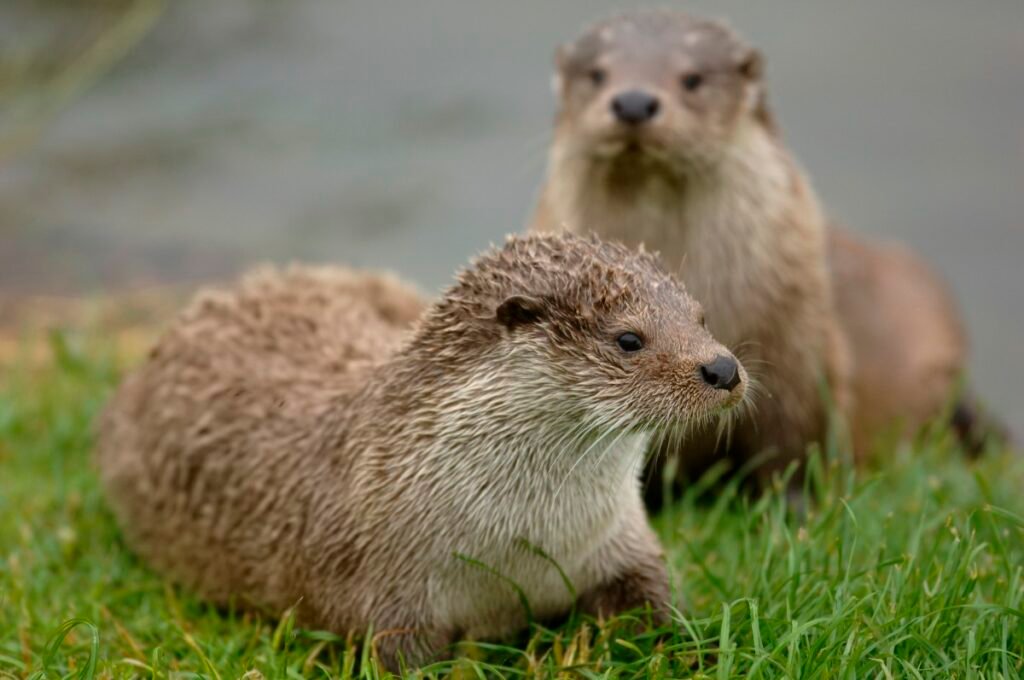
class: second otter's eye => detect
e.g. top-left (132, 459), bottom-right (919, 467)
top-left (681, 73), bottom-right (704, 92)
top-left (588, 68), bottom-right (607, 87)
top-left (616, 332), bottom-right (644, 353)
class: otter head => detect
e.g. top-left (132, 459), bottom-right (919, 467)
top-left (416, 234), bottom-right (746, 438)
top-left (552, 9), bottom-right (771, 174)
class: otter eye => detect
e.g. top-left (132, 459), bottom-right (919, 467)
top-left (699, 314), bottom-right (707, 328)
top-left (616, 332), bottom-right (644, 353)
top-left (588, 68), bottom-right (606, 87)
top-left (681, 73), bottom-right (703, 92)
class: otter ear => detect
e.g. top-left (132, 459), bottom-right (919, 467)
top-left (739, 49), bottom-right (764, 80)
top-left (551, 45), bottom-right (571, 96)
top-left (555, 44), bottom-right (571, 72)
top-left (496, 295), bottom-right (546, 328)
top-left (550, 71), bottom-right (564, 98)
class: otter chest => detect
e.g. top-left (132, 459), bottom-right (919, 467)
top-left (573, 177), bottom-right (780, 347)
top-left (430, 432), bottom-right (648, 637)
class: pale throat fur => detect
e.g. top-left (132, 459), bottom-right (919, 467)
top-left (538, 119), bottom-right (831, 354)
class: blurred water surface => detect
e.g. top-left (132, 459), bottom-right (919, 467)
top-left (1, 1), bottom-right (1022, 430)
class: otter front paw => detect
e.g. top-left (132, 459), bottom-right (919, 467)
top-left (371, 625), bottom-right (455, 673)
top-left (577, 558), bottom-right (671, 626)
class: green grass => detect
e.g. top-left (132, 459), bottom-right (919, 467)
top-left (1, 333), bottom-right (1022, 679)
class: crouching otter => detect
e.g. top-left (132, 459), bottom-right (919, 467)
top-left (97, 233), bottom-right (747, 669)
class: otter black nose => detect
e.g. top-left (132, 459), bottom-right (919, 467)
top-left (611, 90), bottom-right (660, 125)
top-left (700, 355), bottom-right (741, 391)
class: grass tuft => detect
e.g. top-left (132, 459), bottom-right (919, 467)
top-left (1, 334), bottom-right (1021, 678)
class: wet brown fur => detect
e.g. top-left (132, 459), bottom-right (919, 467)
top-left (97, 233), bottom-right (746, 669)
top-left (531, 9), bottom-right (968, 474)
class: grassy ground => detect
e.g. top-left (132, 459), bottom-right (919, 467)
top-left (1, 332), bottom-right (1022, 679)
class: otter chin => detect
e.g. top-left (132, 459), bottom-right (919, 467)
top-left (97, 233), bottom-right (745, 671)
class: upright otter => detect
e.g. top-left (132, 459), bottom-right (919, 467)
top-left (530, 9), bottom-right (970, 470)
top-left (97, 234), bottom-right (747, 670)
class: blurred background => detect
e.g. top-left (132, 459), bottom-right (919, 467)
top-left (1, 0), bottom-right (1022, 431)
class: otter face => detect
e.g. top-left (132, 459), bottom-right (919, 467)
top-left (553, 11), bottom-right (767, 172)
top-left (494, 269), bottom-right (748, 433)
top-left (429, 235), bottom-right (747, 439)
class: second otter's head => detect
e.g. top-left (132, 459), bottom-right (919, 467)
top-left (551, 9), bottom-right (772, 173)
top-left (413, 234), bottom-right (746, 435)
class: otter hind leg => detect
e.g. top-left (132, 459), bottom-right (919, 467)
top-left (951, 393), bottom-right (1015, 457)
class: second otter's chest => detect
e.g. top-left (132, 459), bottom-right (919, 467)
top-left (609, 216), bottom-right (777, 347)
top-left (568, 181), bottom-right (779, 345)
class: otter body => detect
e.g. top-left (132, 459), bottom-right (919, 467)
top-left (98, 234), bottom-right (746, 669)
top-left (532, 10), bottom-right (967, 470)
top-left (829, 228), bottom-right (967, 452)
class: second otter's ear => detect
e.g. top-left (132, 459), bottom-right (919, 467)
top-left (552, 45), bottom-right (571, 97)
top-left (496, 295), bottom-right (546, 328)
top-left (555, 44), bottom-right (571, 72)
top-left (739, 49), bottom-right (764, 80)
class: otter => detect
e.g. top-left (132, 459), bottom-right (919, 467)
top-left (530, 9), bottom-right (971, 474)
top-left (97, 234), bottom-right (747, 670)
top-left (829, 228), bottom-right (967, 454)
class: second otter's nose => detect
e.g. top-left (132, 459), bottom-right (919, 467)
top-left (611, 90), bottom-right (660, 125)
top-left (700, 355), bottom-right (741, 391)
